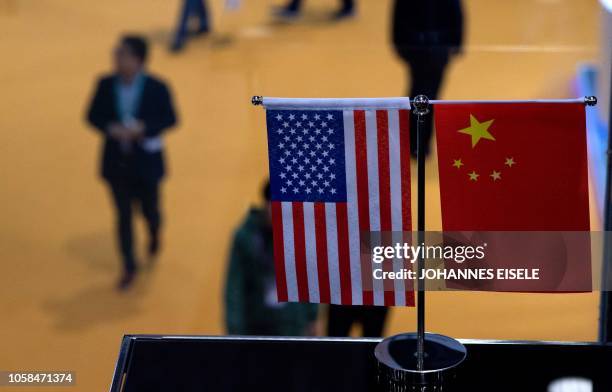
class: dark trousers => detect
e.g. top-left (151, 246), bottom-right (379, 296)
top-left (327, 305), bottom-right (388, 337)
top-left (286, 0), bottom-right (353, 11)
top-left (109, 179), bottom-right (161, 274)
top-left (174, 0), bottom-right (209, 44)
top-left (398, 48), bottom-right (449, 155)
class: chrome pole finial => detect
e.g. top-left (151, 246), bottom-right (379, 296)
top-left (412, 95), bottom-right (430, 115)
top-left (251, 96), bottom-right (264, 106)
top-left (585, 96), bottom-right (598, 106)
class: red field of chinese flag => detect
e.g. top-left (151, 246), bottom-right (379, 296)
top-left (434, 102), bottom-right (591, 292)
top-left (435, 102), bottom-right (590, 231)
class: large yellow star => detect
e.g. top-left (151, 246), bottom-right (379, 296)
top-left (458, 114), bottom-right (495, 148)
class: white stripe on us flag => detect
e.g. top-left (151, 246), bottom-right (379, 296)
top-left (365, 110), bottom-right (386, 306)
top-left (303, 202), bottom-right (320, 303)
top-left (342, 109), bottom-right (363, 305)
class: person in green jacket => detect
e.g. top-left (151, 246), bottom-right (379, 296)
top-left (224, 181), bottom-right (318, 336)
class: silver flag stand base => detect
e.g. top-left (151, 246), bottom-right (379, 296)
top-left (375, 333), bottom-right (467, 392)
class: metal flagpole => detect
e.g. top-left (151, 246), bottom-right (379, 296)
top-left (412, 95), bottom-right (430, 372)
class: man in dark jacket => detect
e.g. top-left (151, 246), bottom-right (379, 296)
top-left (225, 181), bottom-right (318, 335)
top-left (392, 0), bottom-right (464, 157)
top-left (87, 35), bottom-right (177, 290)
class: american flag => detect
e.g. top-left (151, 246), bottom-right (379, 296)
top-left (265, 98), bottom-right (415, 306)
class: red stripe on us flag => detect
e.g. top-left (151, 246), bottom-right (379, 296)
top-left (399, 109), bottom-right (412, 230)
top-left (292, 202), bottom-right (309, 302)
top-left (336, 202), bottom-right (352, 305)
top-left (376, 110), bottom-right (392, 231)
top-left (271, 201), bottom-right (288, 302)
top-left (406, 288), bottom-right (415, 306)
top-left (354, 110), bottom-right (370, 232)
top-left (353, 110), bottom-right (373, 306)
top-left (314, 202), bottom-right (331, 303)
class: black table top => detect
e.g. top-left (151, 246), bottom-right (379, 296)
top-left (111, 335), bottom-right (612, 392)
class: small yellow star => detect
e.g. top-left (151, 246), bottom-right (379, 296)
top-left (452, 159), bottom-right (464, 169)
top-left (468, 171), bottom-right (479, 181)
top-left (458, 114), bottom-right (495, 148)
top-left (490, 170), bottom-right (501, 181)
top-left (505, 157), bottom-right (516, 167)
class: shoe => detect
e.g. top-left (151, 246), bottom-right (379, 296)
top-left (170, 40), bottom-right (185, 53)
top-left (331, 7), bottom-right (355, 20)
top-left (148, 235), bottom-right (160, 259)
top-left (117, 272), bottom-right (136, 291)
top-left (195, 25), bottom-right (210, 35)
top-left (272, 6), bottom-right (300, 20)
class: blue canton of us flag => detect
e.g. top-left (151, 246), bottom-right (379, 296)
top-left (267, 110), bottom-right (347, 202)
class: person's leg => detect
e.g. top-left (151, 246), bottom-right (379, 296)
top-left (332, 0), bottom-right (354, 19)
top-left (341, 0), bottom-right (354, 11)
top-left (273, 0), bottom-right (301, 19)
top-left (286, 0), bottom-right (302, 12)
top-left (359, 306), bottom-right (389, 337)
top-left (407, 50), bottom-right (449, 156)
top-left (172, 0), bottom-right (196, 51)
top-left (327, 305), bottom-right (355, 337)
top-left (109, 181), bottom-right (137, 288)
top-left (137, 180), bottom-right (162, 258)
top-left (194, 0), bottom-right (210, 32)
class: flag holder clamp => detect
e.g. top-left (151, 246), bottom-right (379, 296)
top-left (252, 96), bottom-right (264, 106)
top-left (250, 94), bottom-right (599, 391)
top-left (585, 96), bottom-right (597, 106)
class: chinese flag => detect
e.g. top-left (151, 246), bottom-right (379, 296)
top-left (434, 102), bottom-right (591, 292)
top-left (435, 102), bottom-right (590, 231)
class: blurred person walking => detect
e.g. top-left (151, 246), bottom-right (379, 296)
top-left (224, 181), bottom-right (319, 335)
top-left (392, 0), bottom-right (464, 157)
top-left (86, 35), bottom-right (177, 290)
top-left (273, 0), bottom-right (355, 20)
top-left (171, 0), bottom-right (211, 52)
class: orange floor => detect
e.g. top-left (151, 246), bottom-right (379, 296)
top-left (0, 0), bottom-right (603, 390)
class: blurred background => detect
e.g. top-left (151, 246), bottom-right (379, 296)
top-left (0, 0), bottom-right (610, 390)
